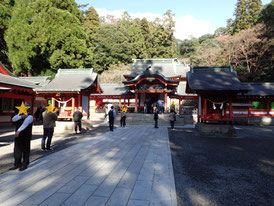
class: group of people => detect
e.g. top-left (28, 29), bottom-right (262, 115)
top-left (10, 104), bottom-right (83, 171)
top-left (154, 108), bottom-right (176, 129)
top-left (10, 102), bottom-right (176, 172)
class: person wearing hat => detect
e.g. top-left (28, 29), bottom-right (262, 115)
top-left (10, 103), bottom-right (33, 171)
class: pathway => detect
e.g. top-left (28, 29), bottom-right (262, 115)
top-left (0, 125), bottom-right (177, 206)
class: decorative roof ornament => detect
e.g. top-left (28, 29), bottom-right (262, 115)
top-left (16, 102), bottom-right (30, 115)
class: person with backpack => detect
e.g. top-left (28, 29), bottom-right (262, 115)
top-left (108, 106), bottom-right (116, 131)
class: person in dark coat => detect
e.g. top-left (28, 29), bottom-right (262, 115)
top-left (10, 104), bottom-right (33, 171)
top-left (108, 106), bottom-right (116, 131)
top-left (73, 107), bottom-right (83, 134)
top-left (154, 108), bottom-right (159, 128)
top-left (42, 106), bottom-right (58, 150)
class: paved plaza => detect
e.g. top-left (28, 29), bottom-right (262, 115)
top-left (0, 125), bottom-right (177, 206)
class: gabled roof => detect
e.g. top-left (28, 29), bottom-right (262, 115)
top-left (0, 73), bottom-right (37, 89)
top-left (92, 84), bottom-right (133, 96)
top-left (34, 69), bottom-right (99, 92)
top-left (125, 58), bottom-right (190, 78)
top-left (186, 66), bottom-right (250, 94)
top-left (19, 76), bottom-right (51, 87)
top-left (123, 67), bottom-right (180, 85)
top-left (244, 82), bottom-right (274, 96)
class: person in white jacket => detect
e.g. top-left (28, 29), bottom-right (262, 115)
top-left (10, 107), bottom-right (33, 171)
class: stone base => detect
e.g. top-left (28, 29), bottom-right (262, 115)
top-left (195, 122), bottom-right (236, 137)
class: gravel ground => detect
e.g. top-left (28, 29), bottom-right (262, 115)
top-left (169, 126), bottom-right (274, 206)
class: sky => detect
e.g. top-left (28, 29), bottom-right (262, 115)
top-left (75, 0), bottom-right (271, 40)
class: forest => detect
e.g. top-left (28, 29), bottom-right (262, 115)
top-left (0, 0), bottom-right (273, 82)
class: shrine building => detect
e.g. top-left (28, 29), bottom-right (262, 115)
top-left (34, 68), bottom-right (102, 120)
top-left (90, 59), bottom-right (197, 113)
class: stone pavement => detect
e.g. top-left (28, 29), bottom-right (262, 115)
top-left (0, 125), bottom-right (177, 206)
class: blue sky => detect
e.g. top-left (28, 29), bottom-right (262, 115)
top-left (75, 0), bottom-right (271, 40)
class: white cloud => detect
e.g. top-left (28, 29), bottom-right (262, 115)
top-left (95, 8), bottom-right (215, 40)
top-left (175, 15), bottom-right (215, 40)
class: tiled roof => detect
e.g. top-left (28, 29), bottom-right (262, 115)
top-left (187, 66), bottom-right (250, 93)
top-left (19, 76), bottom-right (51, 87)
top-left (34, 69), bottom-right (98, 92)
top-left (0, 73), bottom-right (37, 89)
top-left (123, 67), bottom-right (179, 85)
top-left (126, 59), bottom-right (190, 78)
top-left (244, 82), bottom-right (274, 96)
top-left (92, 84), bottom-right (132, 95)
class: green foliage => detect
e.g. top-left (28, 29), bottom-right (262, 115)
top-left (5, 0), bottom-right (92, 76)
top-left (232, 0), bottom-right (249, 33)
top-left (92, 24), bottom-right (133, 73)
top-left (214, 27), bottom-right (229, 36)
top-left (258, 0), bottom-right (274, 28)
top-left (246, 0), bottom-right (263, 26)
top-left (231, 0), bottom-right (263, 34)
top-left (83, 6), bottom-right (100, 42)
top-left (178, 38), bottom-right (199, 57)
top-left (0, 0), bottom-right (12, 65)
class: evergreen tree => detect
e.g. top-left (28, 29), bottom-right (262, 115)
top-left (83, 6), bottom-right (100, 42)
top-left (0, 0), bottom-right (12, 65)
top-left (5, 0), bottom-right (92, 76)
top-left (140, 17), bottom-right (152, 58)
top-left (92, 24), bottom-right (133, 72)
top-left (246, 0), bottom-right (263, 26)
top-left (232, 0), bottom-right (249, 33)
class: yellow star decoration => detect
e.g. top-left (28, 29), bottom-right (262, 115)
top-left (46, 104), bottom-right (57, 113)
top-left (16, 102), bottom-right (30, 115)
top-left (121, 107), bottom-right (128, 112)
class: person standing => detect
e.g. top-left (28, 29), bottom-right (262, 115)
top-left (73, 107), bottom-right (83, 134)
top-left (120, 110), bottom-right (126, 127)
top-left (154, 108), bottom-right (159, 128)
top-left (169, 109), bottom-right (176, 130)
top-left (108, 106), bottom-right (116, 131)
top-left (10, 104), bottom-right (33, 171)
top-left (42, 105), bottom-right (57, 151)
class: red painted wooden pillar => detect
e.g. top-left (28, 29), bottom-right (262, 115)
top-left (135, 93), bottom-right (138, 112)
top-left (124, 98), bottom-right (125, 107)
top-left (204, 98), bottom-right (207, 120)
top-left (248, 100), bottom-right (251, 124)
top-left (229, 99), bottom-right (232, 120)
top-left (266, 100), bottom-right (270, 116)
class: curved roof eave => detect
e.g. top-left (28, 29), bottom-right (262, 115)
top-left (123, 73), bottom-right (179, 85)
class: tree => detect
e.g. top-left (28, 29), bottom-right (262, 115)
top-left (214, 27), bottom-right (229, 37)
top-left (0, 0), bottom-right (12, 65)
top-left (246, 0), bottom-right (263, 26)
top-left (92, 24), bottom-right (133, 72)
top-left (225, 23), bottom-right (273, 81)
top-left (231, 0), bottom-right (263, 34)
top-left (83, 6), bottom-right (100, 42)
top-left (5, 0), bottom-right (92, 76)
top-left (178, 38), bottom-right (199, 58)
top-left (232, 0), bottom-right (249, 33)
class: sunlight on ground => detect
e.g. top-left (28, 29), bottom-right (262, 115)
top-left (187, 188), bottom-right (219, 206)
